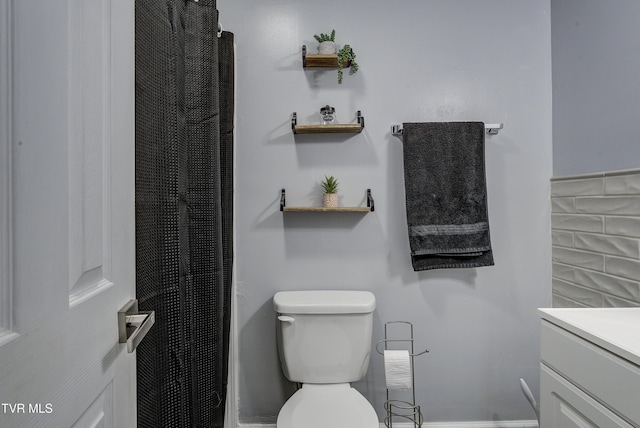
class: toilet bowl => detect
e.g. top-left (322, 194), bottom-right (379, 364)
top-left (277, 383), bottom-right (379, 428)
top-left (273, 290), bottom-right (378, 428)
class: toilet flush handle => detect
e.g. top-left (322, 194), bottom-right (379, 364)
top-left (278, 315), bottom-right (295, 323)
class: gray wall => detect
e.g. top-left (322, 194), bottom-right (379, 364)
top-left (220, 0), bottom-right (552, 424)
top-left (551, 0), bottom-right (640, 176)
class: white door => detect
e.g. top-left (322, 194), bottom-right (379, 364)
top-left (0, 0), bottom-right (137, 427)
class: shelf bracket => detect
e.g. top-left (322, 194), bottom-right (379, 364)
top-left (302, 44), bottom-right (307, 67)
top-left (291, 112), bottom-right (297, 131)
top-left (367, 188), bottom-right (375, 212)
top-left (280, 188), bottom-right (286, 211)
top-left (356, 110), bottom-right (365, 129)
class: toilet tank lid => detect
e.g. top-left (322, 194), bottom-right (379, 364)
top-left (273, 290), bottom-right (376, 314)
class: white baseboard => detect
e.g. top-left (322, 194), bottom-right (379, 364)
top-left (237, 420), bottom-right (538, 428)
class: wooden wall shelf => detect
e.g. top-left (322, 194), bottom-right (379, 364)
top-left (302, 45), bottom-right (348, 68)
top-left (291, 111), bottom-right (364, 134)
top-left (280, 189), bottom-right (375, 212)
top-left (282, 206), bottom-right (372, 213)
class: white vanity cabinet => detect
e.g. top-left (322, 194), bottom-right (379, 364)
top-left (538, 308), bottom-right (640, 428)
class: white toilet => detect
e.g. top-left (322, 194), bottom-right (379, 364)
top-left (273, 290), bottom-right (379, 428)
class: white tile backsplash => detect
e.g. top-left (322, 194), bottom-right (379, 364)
top-left (553, 294), bottom-right (588, 308)
top-left (552, 230), bottom-right (574, 247)
top-left (573, 269), bottom-right (640, 301)
top-left (604, 294), bottom-right (640, 307)
top-left (551, 214), bottom-right (604, 233)
top-left (606, 217), bottom-right (640, 238)
top-left (553, 278), bottom-right (604, 306)
top-left (574, 232), bottom-right (640, 258)
top-left (576, 196), bottom-right (640, 215)
top-left (551, 197), bottom-right (575, 213)
top-left (552, 262), bottom-right (575, 282)
top-left (551, 171), bottom-right (640, 308)
top-left (605, 174), bottom-right (640, 195)
top-left (552, 247), bottom-right (605, 271)
top-left (550, 177), bottom-right (604, 197)
top-left (605, 256), bottom-right (640, 281)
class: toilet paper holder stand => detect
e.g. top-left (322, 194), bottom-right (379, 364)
top-left (376, 321), bottom-right (429, 428)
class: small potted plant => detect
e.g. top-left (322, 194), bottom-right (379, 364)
top-left (321, 175), bottom-right (339, 208)
top-left (337, 44), bottom-right (358, 84)
top-left (314, 29), bottom-right (336, 54)
top-left (312, 30), bottom-right (360, 84)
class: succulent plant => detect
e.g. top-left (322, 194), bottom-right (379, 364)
top-left (313, 29), bottom-right (335, 43)
top-left (337, 45), bottom-right (358, 84)
top-left (320, 175), bottom-right (339, 194)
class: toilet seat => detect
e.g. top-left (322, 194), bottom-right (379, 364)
top-left (276, 383), bottom-right (379, 428)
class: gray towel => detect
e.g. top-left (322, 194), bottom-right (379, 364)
top-left (402, 122), bottom-right (494, 271)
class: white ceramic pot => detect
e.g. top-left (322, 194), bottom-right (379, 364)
top-left (318, 41), bottom-right (336, 54)
top-left (323, 193), bottom-right (338, 208)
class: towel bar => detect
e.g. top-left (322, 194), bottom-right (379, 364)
top-left (391, 123), bottom-right (503, 137)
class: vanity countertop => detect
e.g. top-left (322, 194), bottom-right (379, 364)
top-left (538, 307), bottom-right (640, 367)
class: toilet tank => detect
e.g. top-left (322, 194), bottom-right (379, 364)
top-left (273, 290), bottom-right (376, 384)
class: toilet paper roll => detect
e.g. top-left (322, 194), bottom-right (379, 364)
top-left (384, 350), bottom-right (412, 390)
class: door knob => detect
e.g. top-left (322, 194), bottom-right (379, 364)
top-left (118, 299), bottom-right (155, 353)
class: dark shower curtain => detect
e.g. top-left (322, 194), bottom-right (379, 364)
top-left (134, 1), bottom-right (234, 426)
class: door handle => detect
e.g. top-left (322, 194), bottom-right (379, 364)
top-left (118, 299), bottom-right (155, 353)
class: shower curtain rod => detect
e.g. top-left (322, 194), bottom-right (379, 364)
top-left (391, 123), bottom-right (503, 137)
